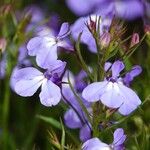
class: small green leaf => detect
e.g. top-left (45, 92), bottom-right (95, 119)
top-left (36, 115), bottom-right (61, 129)
top-left (60, 118), bottom-right (65, 150)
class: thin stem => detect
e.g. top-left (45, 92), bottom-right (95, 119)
top-left (67, 73), bottom-right (92, 126)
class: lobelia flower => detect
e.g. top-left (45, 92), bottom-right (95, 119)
top-left (82, 128), bottom-right (126, 150)
top-left (67, 0), bottom-right (144, 20)
top-left (71, 15), bottom-right (112, 53)
top-left (82, 60), bottom-right (141, 115)
top-left (12, 60), bottom-right (66, 106)
top-left (114, 0), bottom-right (144, 20)
top-left (27, 22), bottom-right (73, 69)
top-left (66, 0), bottom-right (102, 16)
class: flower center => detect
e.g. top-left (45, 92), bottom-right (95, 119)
top-left (44, 71), bottom-right (61, 85)
top-left (44, 71), bottom-right (52, 80)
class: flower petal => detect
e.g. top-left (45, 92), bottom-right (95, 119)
top-left (80, 124), bottom-right (91, 142)
top-left (57, 22), bottom-right (70, 38)
top-left (64, 108), bottom-right (82, 129)
top-left (66, 0), bottom-right (93, 16)
top-left (113, 128), bottom-right (126, 146)
top-left (115, 0), bottom-right (144, 20)
top-left (12, 67), bottom-right (43, 81)
top-left (39, 80), bottom-right (61, 106)
top-left (47, 60), bottom-right (66, 76)
top-left (15, 76), bottom-right (44, 96)
top-left (104, 62), bottom-right (112, 72)
top-left (58, 40), bottom-right (74, 51)
top-left (36, 44), bottom-right (58, 69)
top-left (129, 65), bottom-right (142, 78)
top-left (82, 81), bottom-right (108, 102)
top-left (117, 83), bottom-right (141, 115)
top-left (27, 37), bottom-right (42, 56)
top-left (124, 65), bottom-right (142, 86)
top-left (100, 82), bottom-right (124, 108)
top-left (111, 60), bottom-right (124, 78)
top-left (82, 138), bottom-right (109, 150)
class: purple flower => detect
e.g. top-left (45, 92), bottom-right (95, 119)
top-left (96, 0), bottom-right (144, 20)
top-left (114, 0), bottom-right (144, 20)
top-left (71, 15), bottom-right (112, 53)
top-left (34, 25), bottom-right (55, 37)
top-left (82, 128), bottom-right (126, 150)
top-left (27, 22), bottom-right (72, 69)
top-left (66, 0), bottom-right (102, 16)
top-left (82, 60), bottom-right (141, 115)
top-left (12, 60), bottom-right (66, 106)
top-left (67, 0), bottom-right (144, 20)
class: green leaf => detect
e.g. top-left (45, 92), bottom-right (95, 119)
top-left (60, 118), bottom-right (65, 150)
top-left (36, 115), bottom-right (61, 130)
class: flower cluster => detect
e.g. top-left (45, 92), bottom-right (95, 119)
top-left (7, 2), bottom-right (144, 149)
top-left (12, 22), bottom-right (71, 106)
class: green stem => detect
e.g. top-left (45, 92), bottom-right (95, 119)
top-left (67, 74), bottom-right (92, 126)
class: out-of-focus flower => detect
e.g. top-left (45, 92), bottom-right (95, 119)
top-left (82, 60), bottom-right (141, 115)
top-left (82, 128), bottom-right (126, 150)
top-left (66, 0), bottom-right (101, 16)
top-left (130, 33), bottom-right (140, 47)
top-left (0, 38), bottom-right (7, 53)
top-left (71, 15), bottom-right (112, 53)
top-left (114, 0), bottom-right (144, 20)
top-left (27, 22), bottom-right (72, 69)
top-left (67, 0), bottom-right (145, 20)
top-left (23, 5), bottom-right (45, 32)
top-left (12, 60), bottom-right (66, 106)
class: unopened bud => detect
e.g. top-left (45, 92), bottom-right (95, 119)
top-left (130, 33), bottom-right (139, 47)
top-left (0, 4), bottom-right (11, 16)
top-left (100, 32), bottom-right (111, 48)
top-left (89, 19), bottom-right (96, 31)
top-left (87, 15), bottom-right (100, 33)
top-left (0, 38), bottom-right (7, 53)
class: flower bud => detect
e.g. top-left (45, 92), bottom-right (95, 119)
top-left (0, 4), bottom-right (11, 16)
top-left (0, 38), bottom-right (7, 53)
top-left (130, 33), bottom-right (139, 47)
top-left (87, 15), bottom-right (100, 33)
top-left (100, 32), bottom-right (111, 48)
